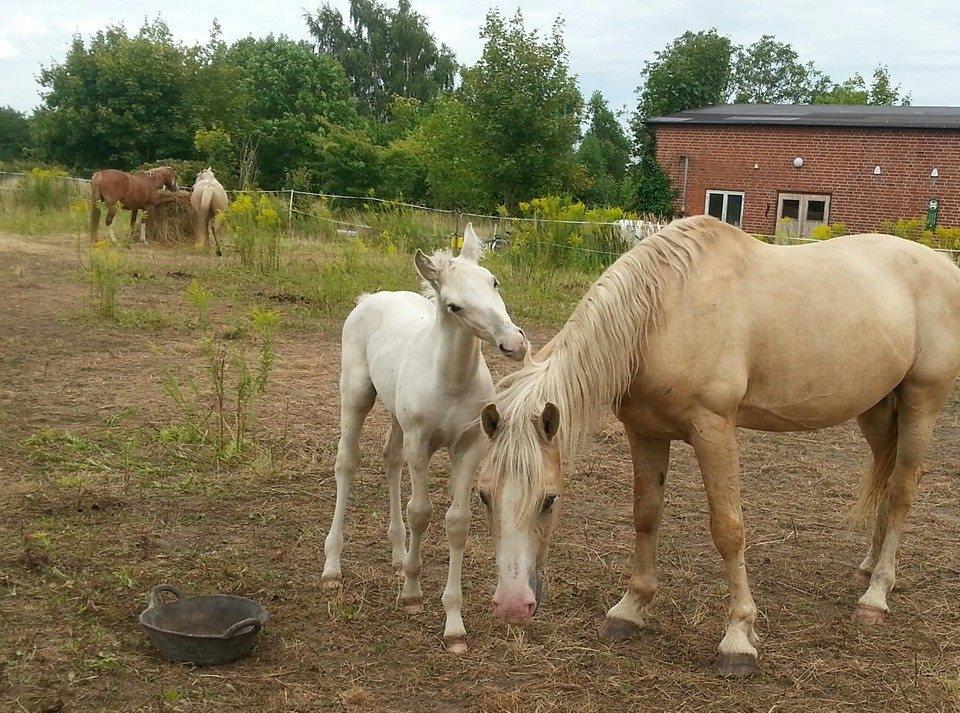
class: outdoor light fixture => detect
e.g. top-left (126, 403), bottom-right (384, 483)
top-left (793, 157), bottom-right (804, 168)
top-left (874, 165), bottom-right (882, 175)
top-left (931, 168), bottom-right (940, 178)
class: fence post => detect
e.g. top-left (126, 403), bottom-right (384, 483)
top-left (455, 210), bottom-right (461, 236)
top-left (287, 189), bottom-right (294, 230)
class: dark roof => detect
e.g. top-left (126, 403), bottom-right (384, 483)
top-left (646, 104), bottom-right (960, 130)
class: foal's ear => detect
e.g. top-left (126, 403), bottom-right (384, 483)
top-left (481, 403), bottom-right (500, 438)
top-left (414, 249), bottom-right (440, 288)
top-left (539, 402), bottom-right (560, 442)
top-left (459, 222), bottom-right (482, 262)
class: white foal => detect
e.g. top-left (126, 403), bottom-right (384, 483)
top-left (322, 224), bottom-right (527, 652)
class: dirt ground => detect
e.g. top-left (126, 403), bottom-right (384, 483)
top-left (2, 232), bottom-right (959, 712)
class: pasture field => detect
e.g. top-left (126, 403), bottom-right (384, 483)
top-left (2, 221), bottom-right (960, 711)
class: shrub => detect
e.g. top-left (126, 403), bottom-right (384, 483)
top-left (17, 168), bottom-right (73, 210)
top-left (809, 222), bottom-right (849, 240)
top-left (879, 218), bottom-right (926, 242)
top-left (223, 194), bottom-right (285, 274)
top-left (88, 241), bottom-right (124, 317)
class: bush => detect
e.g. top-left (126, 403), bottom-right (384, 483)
top-left (17, 168), bottom-right (74, 210)
top-left (880, 217), bottom-right (960, 250)
top-left (222, 194), bottom-right (285, 274)
top-left (810, 222), bottom-right (848, 240)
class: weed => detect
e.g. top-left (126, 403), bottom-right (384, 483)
top-left (88, 241), bottom-right (124, 318)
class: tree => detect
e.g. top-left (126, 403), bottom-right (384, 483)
top-left (305, 0), bottom-right (457, 120)
top-left (815, 64), bottom-right (911, 106)
top-left (0, 107), bottom-right (32, 162)
top-left (417, 96), bottom-right (492, 209)
top-left (577, 92), bottom-right (630, 205)
top-left (225, 35), bottom-right (359, 186)
top-left (730, 35), bottom-right (830, 104)
top-left (460, 11), bottom-right (583, 207)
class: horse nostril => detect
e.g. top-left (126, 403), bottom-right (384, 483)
top-left (518, 328), bottom-right (525, 337)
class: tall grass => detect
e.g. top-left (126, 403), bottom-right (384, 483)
top-left (88, 242), bottom-right (124, 317)
top-left (221, 194), bottom-right (286, 273)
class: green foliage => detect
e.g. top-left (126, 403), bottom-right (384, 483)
top-left (310, 122), bottom-right (381, 196)
top-left (460, 11), bottom-right (583, 207)
top-left (623, 153), bottom-right (674, 216)
top-left (814, 65), bottom-right (911, 106)
top-left (225, 35), bottom-right (359, 188)
top-left (88, 242), bottom-right (124, 318)
top-left (731, 35), bottom-right (830, 104)
top-left (417, 96), bottom-right (491, 209)
top-left (223, 195), bottom-right (285, 273)
top-left (880, 217), bottom-right (960, 249)
top-left (16, 168), bottom-right (72, 210)
top-left (577, 92), bottom-right (631, 206)
top-left (0, 106), bottom-right (31, 161)
top-left (378, 136), bottom-right (428, 202)
top-left (305, 0), bottom-right (457, 120)
top-left (810, 222), bottom-right (848, 240)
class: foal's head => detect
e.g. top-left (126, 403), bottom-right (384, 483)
top-left (195, 167), bottom-right (215, 184)
top-left (414, 223), bottom-right (527, 360)
top-left (477, 398), bottom-right (563, 624)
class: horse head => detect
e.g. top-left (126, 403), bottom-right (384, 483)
top-left (150, 166), bottom-right (179, 192)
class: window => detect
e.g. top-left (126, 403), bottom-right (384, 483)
top-left (705, 190), bottom-right (745, 227)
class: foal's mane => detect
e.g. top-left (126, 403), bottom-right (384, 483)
top-left (488, 215), bottom-right (725, 517)
top-left (419, 249), bottom-right (458, 305)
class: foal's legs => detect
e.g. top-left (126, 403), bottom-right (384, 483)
top-left (690, 413), bottom-right (758, 677)
top-left (600, 431), bottom-right (670, 641)
top-left (854, 395), bottom-right (896, 584)
top-left (854, 381), bottom-right (948, 623)
top-left (400, 438), bottom-right (433, 611)
top-left (321, 356), bottom-right (376, 588)
top-left (442, 436), bottom-right (484, 653)
top-left (383, 417), bottom-right (407, 569)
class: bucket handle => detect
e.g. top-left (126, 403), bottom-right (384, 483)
top-left (146, 584), bottom-right (184, 610)
top-left (221, 617), bottom-right (262, 639)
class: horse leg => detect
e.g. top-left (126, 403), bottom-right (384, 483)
top-left (400, 437), bottom-right (433, 611)
top-left (690, 413), bottom-right (758, 677)
top-left (211, 216), bottom-right (222, 257)
top-left (853, 394), bottom-right (897, 586)
top-left (105, 203), bottom-right (118, 244)
top-left (853, 380), bottom-right (949, 624)
top-left (600, 431), bottom-right (670, 641)
top-left (383, 417), bottom-right (407, 570)
top-left (321, 356), bottom-right (376, 589)
top-left (441, 436), bottom-right (484, 653)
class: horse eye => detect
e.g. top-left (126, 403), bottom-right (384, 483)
top-left (541, 493), bottom-right (558, 514)
top-left (477, 490), bottom-right (491, 508)
top-left (448, 304), bottom-right (462, 313)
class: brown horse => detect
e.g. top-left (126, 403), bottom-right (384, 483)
top-left (477, 215), bottom-right (960, 676)
top-left (89, 166), bottom-right (178, 243)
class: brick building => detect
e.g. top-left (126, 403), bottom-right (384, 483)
top-left (647, 104), bottom-right (960, 236)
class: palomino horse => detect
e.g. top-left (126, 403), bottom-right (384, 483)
top-left (322, 224), bottom-right (527, 652)
top-left (191, 168), bottom-right (228, 255)
top-left (476, 215), bottom-right (960, 676)
top-left (89, 166), bottom-right (178, 243)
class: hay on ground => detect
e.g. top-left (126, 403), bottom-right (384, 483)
top-left (145, 192), bottom-right (196, 244)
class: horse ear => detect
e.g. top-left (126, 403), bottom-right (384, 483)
top-left (414, 249), bottom-right (440, 289)
top-left (481, 403), bottom-right (500, 438)
top-left (459, 222), bottom-right (482, 262)
top-left (539, 402), bottom-right (560, 442)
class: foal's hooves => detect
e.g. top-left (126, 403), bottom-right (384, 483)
top-left (853, 568), bottom-right (872, 587)
top-left (321, 574), bottom-right (342, 590)
top-left (401, 596), bottom-right (423, 613)
top-left (712, 652), bottom-right (757, 678)
top-left (599, 616), bottom-right (641, 642)
top-left (445, 636), bottom-right (468, 654)
top-left (852, 603), bottom-right (886, 625)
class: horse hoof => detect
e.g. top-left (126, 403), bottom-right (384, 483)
top-left (712, 652), bottom-right (757, 678)
top-left (852, 604), bottom-right (886, 625)
top-left (321, 574), bottom-right (342, 590)
top-left (853, 568), bottom-right (872, 587)
top-left (401, 597), bottom-right (423, 613)
top-left (599, 617), bottom-right (641, 642)
top-left (445, 636), bottom-right (468, 654)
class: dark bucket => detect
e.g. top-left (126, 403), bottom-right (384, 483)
top-left (139, 584), bottom-right (268, 666)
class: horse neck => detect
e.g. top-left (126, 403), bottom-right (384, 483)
top-left (430, 309), bottom-right (481, 390)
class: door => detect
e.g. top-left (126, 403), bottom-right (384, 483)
top-left (777, 193), bottom-right (830, 237)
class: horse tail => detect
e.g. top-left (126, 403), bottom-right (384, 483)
top-left (89, 172), bottom-right (102, 243)
top-left (851, 395), bottom-right (899, 525)
top-left (196, 185), bottom-right (214, 247)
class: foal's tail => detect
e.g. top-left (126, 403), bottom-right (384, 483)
top-left (851, 397), bottom-right (899, 525)
top-left (89, 172), bottom-right (102, 243)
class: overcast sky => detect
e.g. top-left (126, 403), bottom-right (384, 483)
top-left (3, 0), bottom-right (960, 115)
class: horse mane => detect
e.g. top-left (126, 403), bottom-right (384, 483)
top-left (418, 249), bottom-right (458, 304)
top-left (488, 215), bottom-right (729, 520)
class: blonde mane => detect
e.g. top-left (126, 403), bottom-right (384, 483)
top-left (419, 249), bottom-right (457, 303)
top-left (488, 215), bottom-right (728, 519)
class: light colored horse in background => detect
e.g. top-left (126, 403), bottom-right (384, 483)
top-left (191, 168), bottom-right (228, 255)
top-left (322, 224), bottom-right (527, 652)
top-left (89, 166), bottom-right (178, 243)
top-left (476, 215), bottom-right (960, 676)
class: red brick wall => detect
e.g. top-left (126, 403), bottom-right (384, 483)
top-left (652, 124), bottom-right (960, 234)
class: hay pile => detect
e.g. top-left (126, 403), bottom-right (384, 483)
top-left (145, 191), bottom-right (197, 244)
